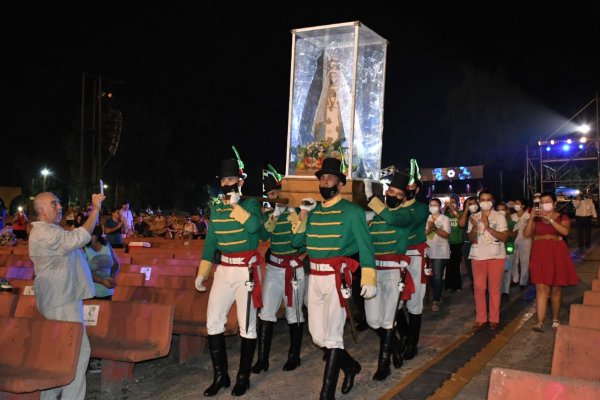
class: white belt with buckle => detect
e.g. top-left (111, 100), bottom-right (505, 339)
top-left (221, 255), bottom-right (257, 265)
top-left (309, 262), bottom-right (335, 272)
top-left (376, 260), bottom-right (405, 267)
top-left (269, 255), bottom-right (298, 267)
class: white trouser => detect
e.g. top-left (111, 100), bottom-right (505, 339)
top-left (207, 265), bottom-right (258, 339)
top-left (41, 300), bottom-right (90, 400)
top-left (405, 251), bottom-right (426, 315)
top-left (365, 268), bottom-right (403, 329)
top-left (502, 253), bottom-right (517, 294)
top-left (513, 240), bottom-right (532, 285)
top-left (259, 264), bottom-right (306, 324)
top-left (307, 271), bottom-right (346, 349)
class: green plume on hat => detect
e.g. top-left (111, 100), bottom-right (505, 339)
top-left (338, 147), bottom-right (347, 174)
top-left (409, 159), bottom-right (421, 186)
top-left (231, 146), bottom-right (245, 172)
top-left (267, 164), bottom-right (282, 182)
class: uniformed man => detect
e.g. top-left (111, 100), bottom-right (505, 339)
top-left (195, 156), bottom-right (263, 397)
top-left (363, 173), bottom-right (416, 380)
top-left (366, 160), bottom-right (428, 360)
top-left (252, 166), bottom-right (306, 373)
top-left (291, 157), bottom-right (377, 400)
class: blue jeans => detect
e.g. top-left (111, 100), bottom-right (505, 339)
top-left (431, 258), bottom-right (447, 302)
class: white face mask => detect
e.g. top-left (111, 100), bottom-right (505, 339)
top-left (468, 204), bottom-right (478, 213)
top-left (498, 210), bottom-right (506, 216)
top-left (479, 201), bottom-right (493, 211)
top-left (429, 206), bottom-right (439, 215)
top-left (514, 204), bottom-right (522, 211)
top-left (541, 203), bottom-right (554, 212)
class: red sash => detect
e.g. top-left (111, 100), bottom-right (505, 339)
top-left (408, 242), bottom-right (429, 284)
top-left (375, 254), bottom-right (415, 300)
top-left (220, 250), bottom-right (264, 308)
top-left (309, 256), bottom-right (359, 307)
top-left (268, 253), bottom-right (303, 307)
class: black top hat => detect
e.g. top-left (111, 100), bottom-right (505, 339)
top-left (315, 157), bottom-right (347, 185)
top-left (220, 159), bottom-right (247, 179)
top-left (388, 172), bottom-right (410, 191)
top-left (263, 174), bottom-right (281, 194)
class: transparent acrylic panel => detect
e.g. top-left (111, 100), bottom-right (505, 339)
top-left (354, 27), bottom-right (387, 179)
top-left (288, 25), bottom-right (357, 177)
top-left (287, 23), bottom-right (387, 180)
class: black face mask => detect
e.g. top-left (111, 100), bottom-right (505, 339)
top-left (221, 183), bottom-right (238, 194)
top-left (385, 196), bottom-right (402, 208)
top-left (320, 186), bottom-right (339, 200)
top-left (405, 189), bottom-right (416, 200)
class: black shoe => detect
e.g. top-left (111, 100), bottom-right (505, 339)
top-left (340, 350), bottom-right (361, 394)
top-left (403, 313), bottom-right (422, 361)
top-left (232, 337), bottom-right (256, 396)
top-left (355, 316), bottom-right (369, 331)
top-left (320, 348), bottom-right (342, 400)
top-left (373, 328), bottom-right (393, 380)
top-left (251, 320), bottom-right (274, 374)
top-left (283, 322), bottom-right (304, 371)
top-left (204, 334), bottom-right (230, 397)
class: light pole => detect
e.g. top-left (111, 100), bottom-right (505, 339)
top-left (41, 168), bottom-right (50, 192)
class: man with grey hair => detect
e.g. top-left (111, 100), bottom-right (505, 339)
top-left (29, 191), bottom-right (104, 400)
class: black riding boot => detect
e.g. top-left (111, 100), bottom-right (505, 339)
top-left (232, 337), bottom-right (256, 396)
top-left (204, 334), bottom-right (230, 396)
top-left (283, 322), bottom-right (304, 371)
top-left (251, 320), bottom-right (274, 373)
top-left (320, 348), bottom-right (342, 400)
top-left (403, 313), bottom-right (422, 360)
top-left (373, 328), bottom-right (394, 380)
top-left (340, 349), bottom-right (361, 394)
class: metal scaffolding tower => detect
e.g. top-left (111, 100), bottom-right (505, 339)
top-left (525, 96), bottom-right (600, 200)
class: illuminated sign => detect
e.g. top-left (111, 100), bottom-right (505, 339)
top-left (420, 166), bottom-right (484, 182)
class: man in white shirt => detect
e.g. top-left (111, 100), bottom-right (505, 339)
top-left (572, 195), bottom-right (597, 249)
top-left (29, 191), bottom-right (105, 400)
top-left (119, 201), bottom-right (134, 237)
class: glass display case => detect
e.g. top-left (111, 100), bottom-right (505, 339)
top-left (285, 21), bottom-right (388, 180)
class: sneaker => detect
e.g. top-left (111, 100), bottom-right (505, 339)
top-left (552, 320), bottom-right (560, 329)
top-left (471, 322), bottom-right (487, 333)
top-left (532, 322), bottom-right (544, 333)
top-left (432, 302), bottom-right (440, 312)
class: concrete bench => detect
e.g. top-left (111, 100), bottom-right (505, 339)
top-left (551, 325), bottom-right (600, 381)
top-left (83, 299), bottom-right (174, 392)
top-left (14, 295), bottom-right (43, 319)
top-left (6, 279), bottom-right (34, 295)
top-left (488, 367), bottom-right (600, 400)
top-left (5, 267), bottom-right (34, 281)
top-left (131, 257), bottom-right (198, 267)
top-left (115, 272), bottom-right (145, 287)
top-left (113, 285), bottom-right (237, 363)
top-left (591, 279), bottom-right (600, 291)
top-left (10, 247), bottom-right (29, 255)
top-left (116, 255), bottom-right (132, 265)
top-left (0, 317), bottom-right (83, 398)
top-left (0, 266), bottom-right (6, 278)
top-left (583, 290), bottom-right (600, 306)
top-left (0, 293), bottom-right (18, 317)
top-left (121, 265), bottom-right (197, 287)
top-left (569, 304), bottom-right (600, 330)
top-left (156, 275), bottom-right (196, 289)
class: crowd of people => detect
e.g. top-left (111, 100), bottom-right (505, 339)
top-left (1, 153), bottom-right (584, 399)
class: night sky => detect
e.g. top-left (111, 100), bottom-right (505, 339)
top-left (3, 3), bottom-right (600, 208)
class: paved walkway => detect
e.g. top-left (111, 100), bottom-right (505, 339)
top-left (85, 229), bottom-right (598, 399)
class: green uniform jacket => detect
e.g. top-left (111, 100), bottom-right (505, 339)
top-left (369, 209), bottom-right (409, 256)
top-left (262, 209), bottom-right (304, 256)
top-left (198, 197), bottom-right (262, 278)
top-left (291, 195), bottom-right (376, 286)
top-left (368, 198), bottom-right (429, 247)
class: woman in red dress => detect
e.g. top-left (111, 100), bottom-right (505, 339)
top-left (524, 192), bottom-right (579, 332)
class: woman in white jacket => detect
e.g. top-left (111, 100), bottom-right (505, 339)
top-left (426, 198), bottom-right (451, 312)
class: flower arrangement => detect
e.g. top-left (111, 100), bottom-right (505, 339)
top-left (295, 138), bottom-right (347, 171)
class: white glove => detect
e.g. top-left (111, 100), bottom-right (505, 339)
top-left (365, 211), bottom-right (375, 223)
top-left (300, 198), bottom-right (317, 212)
top-left (363, 179), bottom-right (373, 200)
top-left (360, 284), bottom-right (376, 299)
top-left (272, 206), bottom-right (282, 218)
top-left (195, 275), bottom-right (207, 292)
top-left (228, 191), bottom-right (240, 205)
top-left (287, 207), bottom-right (297, 213)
